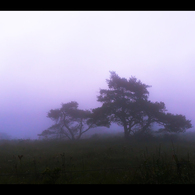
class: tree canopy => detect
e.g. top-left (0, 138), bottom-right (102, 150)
top-left (38, 101), bottom-right (110, 140)
top-left (39, 71), bottom-right (192, 141)
top-left (158, 113), bottom-right (192, 133)
top-left (97, 71), bottom-right (192, 139)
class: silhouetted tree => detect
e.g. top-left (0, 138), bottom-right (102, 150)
top-left (38, 101), bottom-right (110, 140)
top-left (97, 71), bottom-right (192, 139)
top-left (97, 71), bottom-right (151, 139)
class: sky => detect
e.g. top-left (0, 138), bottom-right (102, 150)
top-left (0, 11), bottom-right (195, 139)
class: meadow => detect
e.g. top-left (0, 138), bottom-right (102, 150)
top-left (1, 132), bottom-right (195, 184)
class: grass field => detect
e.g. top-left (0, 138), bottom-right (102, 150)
top-left (1, 132), bottom-right (195, 184)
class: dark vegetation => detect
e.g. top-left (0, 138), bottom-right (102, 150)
top-left (38, 71), bottom-right (192, 140)
top-left (0, 71), bottom-right (193, 184)
top-left (1, 133), bottom-right (195, 184)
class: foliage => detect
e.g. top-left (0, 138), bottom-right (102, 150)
top-left (157, 113), bottom-right (192, 133)
top-left (38, 101), bottom-right (110, 140)
top-left (41, 167), bottom-right (61, 184)
top-left (38, 71), bottom-right (192, 140)
top-left (97, 71), bottom-right (192, 138)
top-left (1, 135), bottom-right (195, 183)
top-left (97, 72), bottom-right (151, 138)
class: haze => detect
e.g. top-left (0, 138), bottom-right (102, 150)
top-left (0, 11), bottom-right (195, 139)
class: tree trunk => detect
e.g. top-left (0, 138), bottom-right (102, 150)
top-left (124, 125), bottom-right (129, 140)
top-left (141, 117), bottom-right (152, 134)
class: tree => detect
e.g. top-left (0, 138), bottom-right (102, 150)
top-left (97, 71), bottom-right (152, 139)
top-left (38, 101), bottom-right (110, 140)
top-left (97, 71), bottom-right (192, 139)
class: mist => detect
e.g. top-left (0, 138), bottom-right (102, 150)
top-left (0, 11), bottom-right (195, 139)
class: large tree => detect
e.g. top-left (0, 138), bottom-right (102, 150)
top-left (97, 71), bottom-right (151, 138)
top-left (97, 71), bottom-right (192, 139)
top-left (38, 101), bottom-right (110, 140)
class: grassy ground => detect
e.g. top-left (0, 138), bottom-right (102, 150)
top-left (1, 133), bottom-right (195, 184)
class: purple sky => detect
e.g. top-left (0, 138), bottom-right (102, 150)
top-left (0, 11), bottom-right (195, 139)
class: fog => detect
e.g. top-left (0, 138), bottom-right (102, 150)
top-left (0, 11), bottom-right (195, 139)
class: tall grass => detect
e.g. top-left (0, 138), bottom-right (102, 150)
top-left (0, 133), bottom-right (195, 183)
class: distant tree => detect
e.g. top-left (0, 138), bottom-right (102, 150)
top-left (38, 101), bottom-right (110, 140)
top-left (97, 71), bottom-right (192, 139)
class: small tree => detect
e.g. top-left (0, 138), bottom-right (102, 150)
top-left (38, 101), bottom-right (110, 140)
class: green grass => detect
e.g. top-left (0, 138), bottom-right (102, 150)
top-left (1, 133), bottom-right (195, 183)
